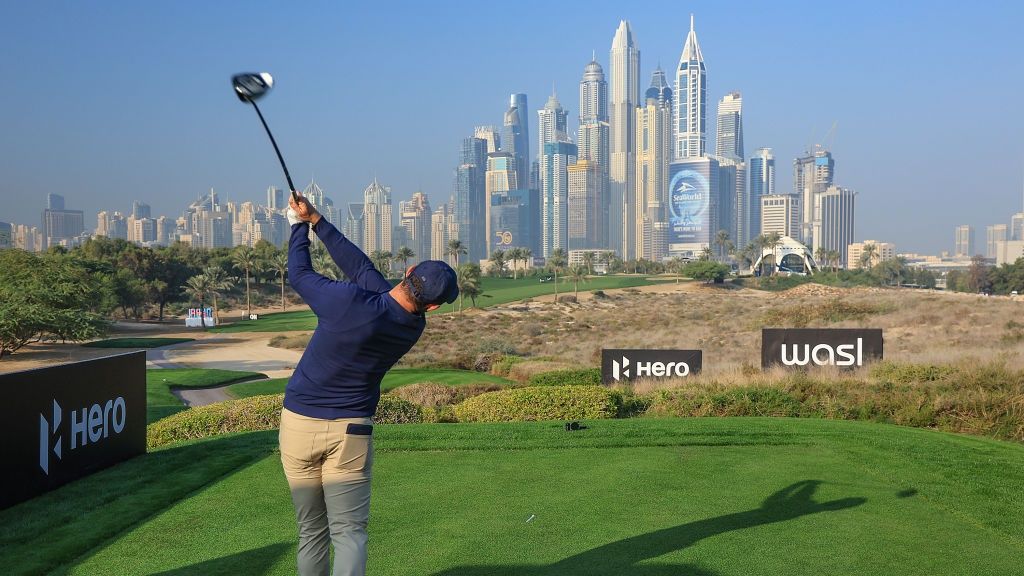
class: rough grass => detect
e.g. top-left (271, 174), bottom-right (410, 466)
top-left (8, 418), bottom-right (1024, 575)
top-left (83, 337), bottom-right (194, 348)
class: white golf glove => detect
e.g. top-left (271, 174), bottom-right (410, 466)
top-left (287, 207), bottom-right (303, 226)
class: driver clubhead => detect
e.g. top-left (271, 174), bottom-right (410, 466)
top-left (232, 72), bottom-right (274, 103)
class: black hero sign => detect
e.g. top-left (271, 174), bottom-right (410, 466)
top-left (0, 352), bottom-right (146, 510)
top-left (601, 349), bottom-right (702, 384)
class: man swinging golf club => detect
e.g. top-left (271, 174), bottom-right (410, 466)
top-left (281, 191), bottom-right (458, 576)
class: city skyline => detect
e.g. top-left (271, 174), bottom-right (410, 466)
top-left (2, 2), bottom-right (1023, 254)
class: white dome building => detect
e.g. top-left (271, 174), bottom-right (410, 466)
top-left (752, 235), bottom-right (819, 276)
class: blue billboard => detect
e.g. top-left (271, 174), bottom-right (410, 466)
top-left (668, 159), bottom-right (717, 250)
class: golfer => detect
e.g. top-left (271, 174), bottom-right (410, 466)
top-left (281, 193), bottom-right (458, 576)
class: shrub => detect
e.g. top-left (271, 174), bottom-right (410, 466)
top-left (375, 395), bottom-right (423, 424)
top-left (148, 394), bottom-right (284, 449)
top-left (454, 385), bottom-right (622, 423)
top-left (490, 354), bottom-right (525, 377)
top-left (474, 337), bottom-right (519, 355)
top-left (389, 383), bottom-right (459, 408)
top-left (527, 368), bottom-right (602, 387)
top-left (269, 333), bottom-right (311, 350)
top-left (870, 361), bottom-right (958, 384)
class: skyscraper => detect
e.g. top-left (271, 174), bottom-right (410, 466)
top-left (748, 147), bottom-right (776, 243)
top-left (486, 151), bottom-right (519, 257)
top-left (503, 94), bottom-right (530, 200)
top-left (47, 193), bottom-right (65, 211)
top-left (578, 57), bottom-right (610, 173)
top-left (0, 222), bottom-right (13, 249)
top-left (344, 203), bottom-right (365, 249)
top-left (41, 198), bottom-right (84, 250)
top-left (455, 136), bottom-right (488, 263)
top-left (399, 191), bottom-right (432, 264)
top-left (541, 141), bottom-right (578, 257)
top-left (362, 179), bottom-right (392, 255)
top-left (1011, 212), bottom-right (1024, 241)
top-left (986, 225), bottom-right (1007, 259)
top-left (715, 157), bottom-right (747, 251)
top-left (568, 160), bottom-right (605, 251)
top-left (794, 148), bottom-right (834, 246)
top-left (954, 225), bottom-right (975, 257)
top-left (474, 126), bottom-right (501, 154)
top-left (635, 68), bottom-right (673, 261)
top-left (610, 20), bottom-right (640, 258)
top-left (816, 186), bottom-right (856, 267)
top-left (537, 92), bottom-right (568, 152)
top-left (132, 201), bottom-right (151, 219)
top-left (760, 194), bottom-right (800, 239)
top-left (267, 186), bottom-right (285, 211)
top-left (674, 14), bottom-right (706, 160)
top-left (715, 92), bottom-right (743, 160)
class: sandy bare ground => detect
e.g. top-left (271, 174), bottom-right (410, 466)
top-left (526, 278), bottom-right (761, 303)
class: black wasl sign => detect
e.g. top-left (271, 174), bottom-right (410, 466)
top-left (761, 329), bottom-right (883, 369)
top-left (0, 352), bottom-right (146, 510)
top-left (601, 349), bottom-right (702, 384)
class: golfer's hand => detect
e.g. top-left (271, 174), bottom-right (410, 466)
top-left (289, 193), bottom-right (321, 226)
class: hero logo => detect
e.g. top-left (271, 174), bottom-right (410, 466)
top-left (781, 338), bottom-right (864, 367)
top-left (39, 397), bottom-right (127, 475)
top-left (611, 356), bottom-right (690, 381)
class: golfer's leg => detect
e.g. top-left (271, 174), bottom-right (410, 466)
top-left (280, 409), bottom-right (331, 576)
top-left (323, 419), bottom-right (374, 576)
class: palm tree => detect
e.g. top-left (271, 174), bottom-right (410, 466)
top-left (456, 263), bottom-right (482, 311)
top-left (395, 246), bottom-right (415, 272)
top-left (521, 248), bottom-right (533, 275)
top-left (184, 274), bottom-right (213, 331)
top-left (369, 250), bottom-right (393, 278)
top-left (312, 245), bottom-right (339, 280)
top-left (447, 239), bottom-right (467, 268)
top-left (581, 251), bottom-right (595, 276)
top-left (699, 246), bottom-right (714, 262)
top-left (490, 249), bottom-right (507, 278)
top-left (565, 265), bottom-right (588, 299)
top-left (814, 247), bottom-right (829, 274)
top-left (860, 243), bottom-right (878, 272)
top-left (764, 232), bottom-right (782, 276)
top-left (599, 251), bottom-right (614, 273)
top-left (549, 248), bottom-right (567, 302)
top-left (506, 247), bottom-right (523, 279)
top-left (271, 251), bottom-right (288, 310)
top-left (231, 246), bottom-right (258, 317)
top-left (202, 266), bottom-right (233, 324)
top-left (827, 249), bottom-right (841, 276)
top-left (715, 230), bottom-right (731, 262)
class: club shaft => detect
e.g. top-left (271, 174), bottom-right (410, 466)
top-left (250, 101), bottom-right (298, 201)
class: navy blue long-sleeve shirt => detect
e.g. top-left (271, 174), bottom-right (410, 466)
top-left (284, 218), bottom-right (425, 419)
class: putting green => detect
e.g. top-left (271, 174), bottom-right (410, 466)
top-left (6, 418), bottom-right (1023, 575)
top-left (228, 369), bottom-right (514, 399)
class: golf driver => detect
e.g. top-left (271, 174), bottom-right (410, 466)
top-left (231, 72), bottom-right (299, 201)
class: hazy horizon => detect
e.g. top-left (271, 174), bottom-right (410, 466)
top-left (2, 1), bottom-right (1022, 255)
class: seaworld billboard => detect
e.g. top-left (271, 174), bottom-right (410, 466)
top-left (668, 157), bottom-right (718, 256)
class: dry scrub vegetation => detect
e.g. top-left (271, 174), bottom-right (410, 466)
top-left (404, 284), bottom-right (1024, 375)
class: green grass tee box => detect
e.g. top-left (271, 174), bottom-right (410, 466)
top-left (7, 418), bottom-right (1023, 575)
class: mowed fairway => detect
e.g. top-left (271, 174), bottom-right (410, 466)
top-left (228, 368), bottom-right (514, 398)
top-left (8, 418), bottom-right (1023, 575)
top-left (211, 275), bottom-right (672, 333)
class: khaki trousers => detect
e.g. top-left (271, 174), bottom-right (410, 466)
top-left (280, 408), bottom-right (374, 576)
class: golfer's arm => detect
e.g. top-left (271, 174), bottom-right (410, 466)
top-left (313, 218), bottom-right (391, 292)
top-left (287, 222), bottom-right (351, 317)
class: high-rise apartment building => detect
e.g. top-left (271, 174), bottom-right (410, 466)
top-left (760, 194), bottom-right (800, 239)
top-left (987, 224), bottom-right (1008, 258)
top-left (568, 160), bottom-right (605, 251)
top-left (399, 191), bottom-right (431, 263)
top-left (635, 68), bottom-right (673, 261)
top-left (455, 136), bottom-right (488, 263)
top-left (132, 201), bottom-right (151, 219)
top-left (267, 187), bottom-right (285, 211)
top-left (430, 203), bottom-right (459, 262)
top-left (474, 126), bottom-right (501, 154)
top-left (486, 152), bottom-right (519, 258)
top-left (1011, 213), bottom-right (1024, 241)
top-left (537, 93), bottom-right (568, 153)
top-left (0, 222), bottom-right (12, 249)
top-left (47, 193), bottom-right (65, 211)
top-left (954, 225), bottom-right (975, 257)
top-left (794, 148), bottom-right (834, 246)
top-left (715, 92), bottom-right (743, 160)
top-left (610, 20), bottom-right (640, 258)
top-left (41, 200), bottom-right (84, 250)
top-left (362, 179), bottom-right (392, 255)
top-left (716, 156), bottom-right (747, 250)
top-left (815, 186), bottom-right (856, 267)
top-left (503, 94), bottom-right (530, 201)
top-left (541, 141), bottom-right (577, 257)
top-left (674, 15), bottom-right (706, 160)
top-left (344, 203), bottom-right (365, 249)
top-left (578, 58), bottom-right (610, 173)
top-left (748, 147), bottom-right (775, 243)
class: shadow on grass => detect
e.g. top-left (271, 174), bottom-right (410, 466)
top-left (147, 543), bottom-right (291, 576)
top-left (433, 480), bottom-right (865, 576)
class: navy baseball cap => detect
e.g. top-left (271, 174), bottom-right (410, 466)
top-left (409, 260), bottom-right (459, 305)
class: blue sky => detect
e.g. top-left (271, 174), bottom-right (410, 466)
top-left (1, 0), bottom-right (1022, 253)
